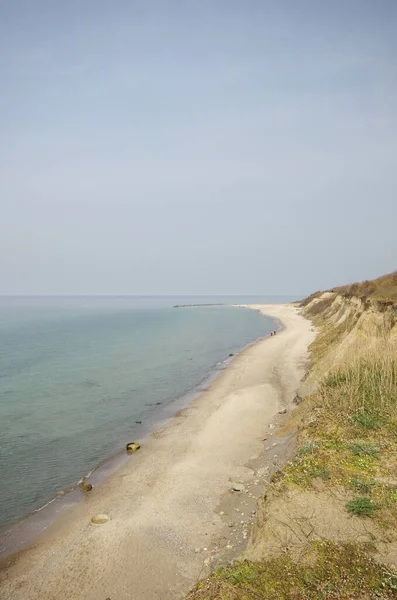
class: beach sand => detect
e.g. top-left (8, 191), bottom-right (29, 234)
top-left (0, 304), bottom-right (314, 600)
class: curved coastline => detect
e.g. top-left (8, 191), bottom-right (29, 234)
top-left (0, 303), bottom-right (313, 600)
top-left (0, 308), bottom-right (279, 557)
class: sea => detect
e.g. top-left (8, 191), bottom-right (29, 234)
top-left (0, 295), bottom-right (293, 543)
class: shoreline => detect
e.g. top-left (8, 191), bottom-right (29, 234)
top-left (0, 303), bottom-right (315, 600)
top-left (0, 311), bottom-right (278, 556)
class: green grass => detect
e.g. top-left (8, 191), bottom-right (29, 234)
top-left (187, 542), bottom-right (397, 599)
top-left (297, 441), bottom-right (319, 456)
top-left (352, 410), bottom-right (383, 429)
top-left (348, 478), bottom-right (376, 494)
top-left (350, 442), bottom-right (380, 457)
top-left (309, 467), bottom-right (330, 479)
top-left (346, 497), bottom-right (380, 517)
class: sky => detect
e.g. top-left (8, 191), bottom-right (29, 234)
top-left (1, 0), bottom-right (396, 296)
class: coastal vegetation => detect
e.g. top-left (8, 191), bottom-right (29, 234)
top-left (187, 273), bottom-right (397, 599)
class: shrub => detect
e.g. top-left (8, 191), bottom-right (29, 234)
top-left (352, 411), bottom-right (382, 429)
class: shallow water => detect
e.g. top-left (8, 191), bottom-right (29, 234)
top-left (0, 295), bottom-right (289, 529)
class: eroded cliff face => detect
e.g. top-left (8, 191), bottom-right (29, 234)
top-left (242, 293), bottom-right (397, 573)
top-left (299, 292), bottom-right (397, 396)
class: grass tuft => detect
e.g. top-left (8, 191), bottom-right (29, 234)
top-left (319, 347), bottom-right (397, 421)
top-left (346, 497), bottom-right (380, 517)
top-left (350, 442), bottom-right (380, 457)
top-left (297, 441), bottom-right (319, 456)
top-left (348, 477), bottom-right (375, 494)
top-left (352, 410), bottom-right (383, 429)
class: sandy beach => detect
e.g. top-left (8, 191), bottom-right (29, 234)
top-left (0, 304), bottom-right (314, 600)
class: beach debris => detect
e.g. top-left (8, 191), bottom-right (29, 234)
top-left (228, 522), bottom-right (235, 527)
top-left (194, 548), bottom-right (201, 553)
top-left (262, 436), bottom-right (268, 441)
top-left (126, 441), bottom-right (141, 453)
top-left (231, 483), bottom-right (245, 492)
top-left (229, 353), bottom-right (234, 357)
top-left (269, 423), bottom-right (277, 429)
top-left (272, 442), bottom-right (278, 447)
top-left (293, 394), bottom-right (303, 405)
top-left (79, 481), bottom-right (93, 492)
top-left (91, 514), bottom-right (110, 525)
top-left (278, 408), bottom-right (287, 414)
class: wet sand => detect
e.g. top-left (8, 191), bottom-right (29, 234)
top-left (0, 304), bottom-right (314, 600)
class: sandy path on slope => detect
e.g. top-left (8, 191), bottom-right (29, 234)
top-left (0, 304), bottom-right (314, 600)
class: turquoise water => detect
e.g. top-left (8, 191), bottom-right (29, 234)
top-left (0, 296), bottom-right (286, 529)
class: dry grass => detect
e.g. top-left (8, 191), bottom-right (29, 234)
top-left (319, 341), bottom-right (397, 420)
top-left (308, 317), bottom-right (357, 362)
top-left (301, 271), bottom-right (397, 307)
top-left (299, 291), bottom-right (323, 308)
top-left (332, 271), bottom-right (397, 305)
top-left (283, 341), bottom-right (397, 530)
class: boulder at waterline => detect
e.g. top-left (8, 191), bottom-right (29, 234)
top-left (79, 481), bottom-right (93, 492)
top-left (91, 514), bottom-right (110, 525)
top-left (126, 441), bottom-right (141, 453)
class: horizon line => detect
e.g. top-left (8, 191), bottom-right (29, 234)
top-left (0, 293), bottom-right (302, 298)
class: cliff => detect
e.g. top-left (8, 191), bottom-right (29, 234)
top-left (187, 273), bottom-right (397, 599)
top-left (300, 283), bottom-right (397, 397)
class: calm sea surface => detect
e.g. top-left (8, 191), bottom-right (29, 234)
top-left (0, 295), bottom-right (292, 529)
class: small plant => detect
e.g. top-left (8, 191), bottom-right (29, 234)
top-left (381, 568), bottom-right (397, 594)
top-left (227, 565), bottom-right (257, 585)
top-left (352, 411), bottom-right (382, 429)
top-left (348, 478), bottom-right (375, 494)
top-left (346, 497), bottom-right (380, 517)
top-left (309, 467), bottom-right (330, 479)
top-left (350, 442), bottom-right (380, 457)
top-left (297, 442), bottom-right (319, 456)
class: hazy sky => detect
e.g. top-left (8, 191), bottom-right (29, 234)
top-left (1, 1), bottom-right (396, 295)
